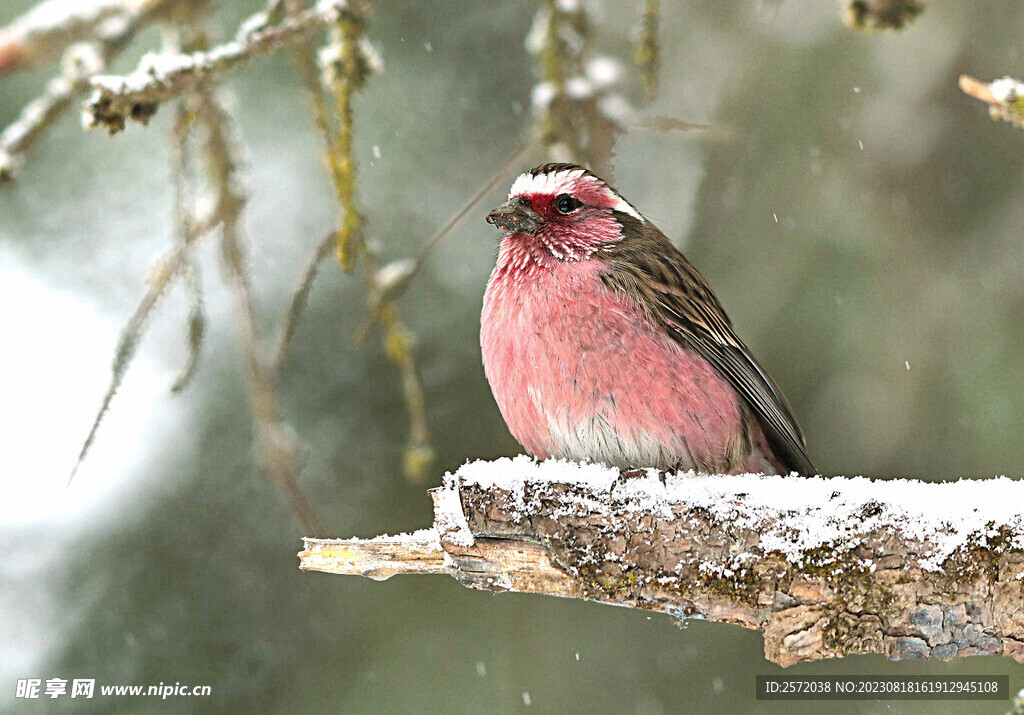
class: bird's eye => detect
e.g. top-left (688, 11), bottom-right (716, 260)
top-left (554, 194), bottom-right (582, 214)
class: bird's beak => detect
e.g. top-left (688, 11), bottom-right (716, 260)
top-left (486, 196), bottom-right (542, 234)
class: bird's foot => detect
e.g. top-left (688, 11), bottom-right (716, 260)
top-left (619, 468), bottom-right (647, 480)
top-left (612, 467), bottom-right (668, 493)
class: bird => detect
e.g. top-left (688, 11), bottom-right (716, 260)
top-left (480, 162), bottom-right (815, 476)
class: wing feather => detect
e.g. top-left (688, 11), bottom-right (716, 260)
top-left (602, 214), bottom-right (816, 476)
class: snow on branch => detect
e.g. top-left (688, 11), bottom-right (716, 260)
top-left (83, 0), bottom-right (363, 134)
top-left (0, 0), bottom-right (168, 181)
top-left (0, 0), bottom-right (154, 75)
top-left (300, 456), bottom-right (1024, 667)
top-left (960, 74), bottom-right (1024, 130)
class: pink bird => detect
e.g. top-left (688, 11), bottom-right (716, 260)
top-left (481, 163), bottom-right (815, 476)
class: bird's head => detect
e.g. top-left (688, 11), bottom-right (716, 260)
top-left (486, 163), bottom-right (645, 261)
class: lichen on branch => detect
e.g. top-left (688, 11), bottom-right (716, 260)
top-left (634, 0), bottom-right (660, 106)
top-left (291, 0), bottom-right (433, 481)
top-left (301, 457), bottom-right (1024, 667)
top-left (843, 0), bottom-right (924, 31)
top-left (527, 0), bottom-right (632, 176)
top-left (316, 1), bottom-right (377, 270)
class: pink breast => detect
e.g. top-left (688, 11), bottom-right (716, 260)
top-left (480, 245), bottom-right (747, 470)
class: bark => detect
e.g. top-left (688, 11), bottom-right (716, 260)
top-left (299, 459), bottom-right (1024, 667)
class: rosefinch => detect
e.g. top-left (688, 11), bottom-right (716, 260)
top-left (481, 163), bottom-right (815, 476)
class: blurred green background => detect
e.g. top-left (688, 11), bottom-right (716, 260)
top-left (2, 0), bottom-right (1024, 712)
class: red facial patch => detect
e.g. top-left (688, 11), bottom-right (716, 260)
top-left (519, 178), bottom-right (618, 219)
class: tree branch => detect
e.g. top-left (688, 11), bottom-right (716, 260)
top-left (300, 457), bottom-right (1024, 667)
top-left (960, 74), bottom-right (1024, 130)
top-left (83, 0), bottom-right (357, 133)
top-left (0, 0), bottom-right (173, 182)
top-left (0, 0), bottom-right (157, 75)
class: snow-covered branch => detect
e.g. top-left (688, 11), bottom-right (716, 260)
top-left (83, 0), bottom-right (363, 133)
top-left (300, 457), bottom-right (1024, 667)
top-left (0, 0), bottom-right (159, 75)
top-left (0, 0), bottom-right (168, 181)
top-left (960, 74), bottom-right (1024, 130)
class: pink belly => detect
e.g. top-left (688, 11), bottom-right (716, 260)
top-left (481, 256), bottom-right (750, 471)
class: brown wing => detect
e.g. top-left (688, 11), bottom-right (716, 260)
top-left (600, 213), bottom-right (816, 476)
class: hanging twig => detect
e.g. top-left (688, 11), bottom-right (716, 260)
top-left (287, 0), bottom-right (434, 481)
top-left (70, 14), bottom-right (326, 534)
top-left (194, 88), bottom-right (325, 535)
top-left (527, 0), bottom-right (633, 177)
top-left (68, 242), bottom-right (193, 484)
top-left (168, 102), bottom-right (206, 394)
top-left (274, 228), bottom-right (336, 372)
top-left (634, 0), bottom-right (660, 106)
top-left (320, 4), bottom-right (375, 270)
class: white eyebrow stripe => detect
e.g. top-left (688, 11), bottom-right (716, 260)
top-left (609, 196), bottom-right (644, 222)
top-left (508, 168), bottom-right (587, 197)
top-left (508, 169), bottom-right (646, 223)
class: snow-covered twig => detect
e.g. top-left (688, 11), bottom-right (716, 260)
top-left (301, 457), bottom-right (1024, 667)
top-left (960, 74), bottom-right (1024, 130)
top-left (83, 0), bottom-right (357, 134)
top-left (0, 0), bottom-right (162, 75)
top-left (0, 1), bottom-right (168, 182)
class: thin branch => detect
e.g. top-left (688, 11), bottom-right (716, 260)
top-left (69, 21), bottom-right (203, 483)
top-left (271, 0), bottom-right (344, 370)
top-left (169, 102), bottom-right (206, 393)
top-left (960, 74), bottom-right (1024, 129)
top-left (634, 0), bottom-right (660, 106)
top-left (0, 0), bottom-right (158, 75)
top-left (301, 458), bottom-right (1024, 667)
top-left (0, 0), bottom-right (169, 182)
top-left (404, 141), bottom-right (539, 285)
top-left (275, 140), bottom-right (537, 385)
top-left (282, 0), bottom-right (336, 140)
top-left (528, 0), bottom-right (632, 177)
top-left (320, 5), bottom-right (374, 270)
top-left (194, 88), bottom-right (325, 536)
top-left (165, 14), bottom-right (325, 535)
top-left (273, 140), bottom-right (535, 384)
top-left (69, 20), bottom-right (213, 484)
top-left (274, 228), bottom-right (335, 371)
top-left (70, 17), bottom-right (325, 535)
top-left (83, 0), bottom-right (356, 134)
top-left (0, 52), bottom-right (97, 182)
top-left (297, 0), bottom-right (433, 481)
top-left (69, 243), bottom-right (190, 484)
top-left (842, 0), bottom-right (924, 31)
top-left (171, 263), bottom-right (205, 393)
top-left (627, 115), bottom-right (733, 140)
